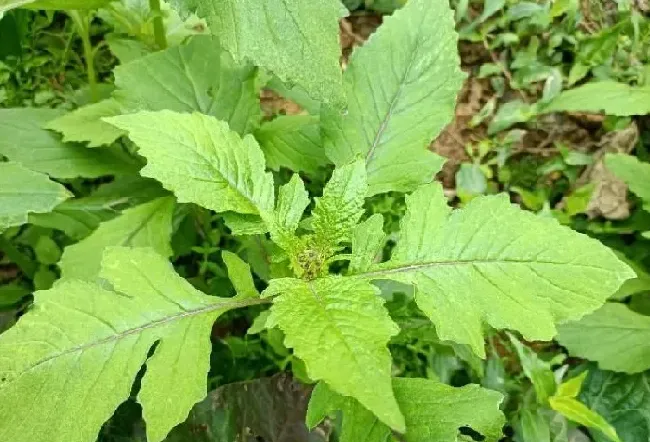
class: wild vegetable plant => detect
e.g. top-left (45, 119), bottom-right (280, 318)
top-left (0, 0), bottom-right (635, 441)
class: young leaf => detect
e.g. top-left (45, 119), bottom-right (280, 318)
top-left (45, 98), bottom-right (125, 148)
top-left (549, 373), bottom-right (621, 442)
top-left (198, 0), bottom-right (345, 107)
top-left (59, 197), bottom-right (175, 280)
top-left (349, 214), bottom-right (385, 274)
top-left (307, 378), bottom-right (505, 442)
top-left (268, 174), bottom-right (310, 251)
top-left (604, 153), bottom-right (650, 207)
top-left (312, 159), bottom-right (368, 250)
top-left (255, 115), bottom-right (329, 174)
top-left (0, 162), bottom-right (70, 231)
top-left (105, 110), bottom-right (275, 217)
top-left (222, 251), bottom-right (259, 299)
top-left (508, 333), bottom-right (556, 404)
top-left (0, 108), bottom-right (138, 178)
top-left (542, 82), bottom-right (650, 116)
top-left (114, 35), bottom-right (260, 135)
top-left (557, 303), bottom-right (650, 374)
top-left (263, 276), bottom-right (404, 432)
top-left (353, 183), bottom-right (634, 357)
top-left (321, 0), bottom-right (463, 195)
top-left (0, 247), bottom-right (267, 442)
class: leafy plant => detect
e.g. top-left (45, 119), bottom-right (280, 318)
top-left (0, 0), bottom-right (639, 441)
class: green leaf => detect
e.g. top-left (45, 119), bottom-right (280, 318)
top-left (0, 162), bottom-right (70, 231)
top-left (268, 174), bottom-right (310, 251)
top-left (312, 160), bottom-right (368, 251)
top-left (550, 373), bottom-right (621, 442)
top-left (198, 0), bottom-right (345, 107)
top-left (45, 98), bottom-right (125, 148)
top-left (580, 368), bottom-right (650, 442)
top-left (557, 303), bottom-right (650, 374)
top-left (0, 108), bottom-right (138, 178)
top-left (222, 251), bottom-right (259, 299)
top-left (114, 35), bottom-right (260, 135)
top-left (353, 182), bottom-right (634, 357)
top-left (263, 276), bottom-right (404, 432)
top-left (29, 176), bottom-right (167, 240)
top-left (59, 197), bottom-right (175, 280)
top-left (350, 214), bottom-right (385, 274)
top-left (0, 0), bottom-right (112, 14)
top-left (321, 0), bottom-right (462, 195)
top-left (508, 333), bottom-right (556, 404)
top-left (308, 378), bottom-right (505, 442)
top-left (543, 82), bottom-right (650, 116)
top-left (255, 115), bottom-right (329, 174)
top-left (105, 110), bottom-right (275, 217)
top-left (0, 247), bottom-right (266, 442)
top-left (604, 153), bottom-right (650, 206)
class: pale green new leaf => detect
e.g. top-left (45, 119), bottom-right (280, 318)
top-left (45, 98), bottom-right (124, 147)
top-left (312, 160), bottom-right (368, 250)
top-left (354, 183), bottom-right (634, 357)
top-left (263, 276), bottom-right (404, 432)
top-left (307, 378), bottom-right (505, 442)
top-left (255, 115), bottom-right (329, 174)
top-left (0, 247), bottom-right (264, 442)
top-left (557, 303), bottom-right (650, 374)
top-left (114, 35), bottom-right (260, 135)
top-left (321, 0), bottom-right (463, 195)
top-left (349, 214), bottom-right (385, 274)
top-left (59, 197), bottom-right (175, 280)
top-left (543, 82), bottom-right (650, 116)
top-left (222, 251), bottom-right (259, 299)
top-left (105, 111), bottom-right (275, 217)
top-left (0, 162), bottom-right (70, 231)
top-left (268, 174), bottom-right (310, 251)
top-left (604, 153), bottom-right (650, 208)
top-left (0, 108), bottom-right (137, 178)
top-left (198, 0), bottom-right (345, 107)
top-left (550, 373), bottom-right (621, 442)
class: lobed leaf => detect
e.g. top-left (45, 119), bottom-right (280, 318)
top-left (0, 247), bottom-right (265, 442)
top-left (321, 0), bottom-right (463, 195)
top-left (353, 183), bottom-right (634, 357)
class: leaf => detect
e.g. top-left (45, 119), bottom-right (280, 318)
top-left (580, 368), bottom-right (650, 442)
top-left (197, 0), bottom-right (345, 107)
top-left (321, 0), bottom-right (463, 195)
top-left (113, 35), bottom-right (260, 135)
top-left (508, 333), bottom-right (556, 404)
top-left (263, 276), bottom-right (404, 432)
top-left (29, 176), bottom-right (167, 240)
top-left (557, 303), bottom-right (650, 374)
top-left (222, 251), bottom-right (259, 299)
top-left (45, 98), bottom-right (125, 148)
top-left (268, 174), bottom-right (310, 251)
top-left (353, 182), bottom-right (634, 357)
top-left (312, 160), bottom-right (368, 251)
top-left (543, 82), bottom-right (650, 116)
top-left (307, 378), bottom-right (505, 442)
top-left (58, 197), bottom-right (175, 280)
top-left (255, 115), bottom-right (329, 174)
top-left (105, 110), bottom-right (275, 217)
top-left (604, 153), bottom-right (650, 206)
top-left (0, 247), bottom-right (266, 442)
top-left (0, 108), bottom-right (138, 178)
top-left (550, 373), bottom-right (621, 442)
top-left (166, 374), bottom-right (323, 442)
top-left (0, 0), bottom-right (112, 14)
top-left (0, 162), bottom-right (70, 231)
top-left (350, 214), bottom-right (385, 274)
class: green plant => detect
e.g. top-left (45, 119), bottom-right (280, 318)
top-left (0, 1), bottom-right (638, 442)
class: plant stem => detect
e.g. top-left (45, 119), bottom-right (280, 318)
top-left (149, 0), bottom-right (167, 50)
top-left (68, 10), bottom-right (98, 102)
